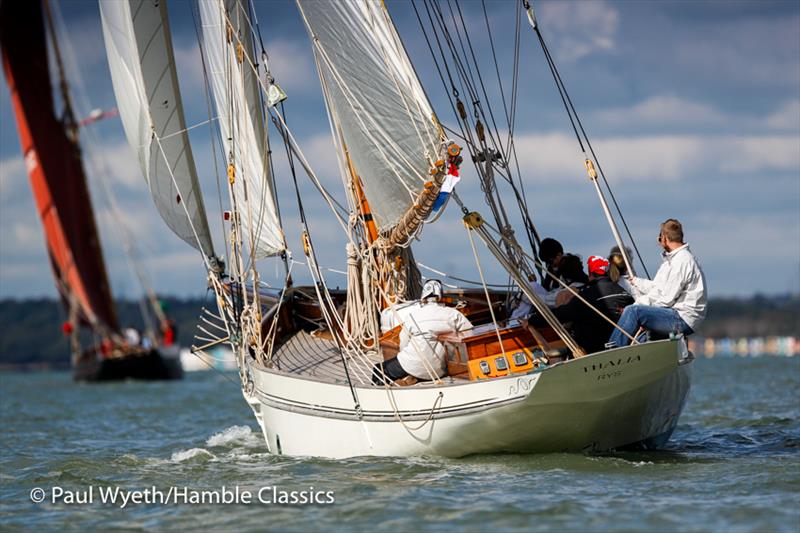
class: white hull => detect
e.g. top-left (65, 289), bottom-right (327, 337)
top-left (242, 339), bottom-right (692, 458)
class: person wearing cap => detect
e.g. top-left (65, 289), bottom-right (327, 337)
top-left (373, 280), bottom-right (473, 385)
top-left (608, 219), bottom-right (707, 347)
top-left (552, 255), bottom-right (634, 353)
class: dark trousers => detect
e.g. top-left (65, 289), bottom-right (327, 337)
top-left (372, 356), bottom-right (409, 385)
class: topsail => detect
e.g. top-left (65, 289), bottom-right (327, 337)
top-left (296, 0), bottom-right (443, 231)
top-left (99, 0), bottom-right (215, 257)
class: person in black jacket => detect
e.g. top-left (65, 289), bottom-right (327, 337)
top-left (553, 255), bottom-right (634, 354)
top-left (539, 238), bottom-right (564, 292)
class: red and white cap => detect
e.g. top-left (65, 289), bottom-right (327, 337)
top-left (587, 255), bottom-right (609, 275)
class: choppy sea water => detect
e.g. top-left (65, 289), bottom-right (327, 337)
top-left (1, 357), bottom-right (798, 531)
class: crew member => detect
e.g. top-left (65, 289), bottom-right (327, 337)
top-left (373, 280), bottom-right (473, 385)
top-left (609, 219), bottom-right (707, 347)
top-left (539, 237), bottom-right (564, 292)
top-left (124, 325), bottom-right (141, 347)
top-left (554, 256), bottom-right (633, 353)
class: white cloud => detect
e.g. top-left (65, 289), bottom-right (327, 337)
top-left (673, 15), bottom-right (800, 88)
top-left (538, 0), bottom-right (619, 61)
top-left (0, 156), bottom-right (26, 204)
top-left (264, 38), bottom-right (316, 91)
top-left (592, 95), bottom-right (800, 133)
top-left (765, 100), bottom-right (800, 131)
top-left (83, 141), bottom-right (142, 190)
top-left (298, 132), bottom-right (344, 188)
top-left (173, 41), bottom-right (206, 92)
top-left (592, 95), bottom-right (730, 128)
top-left (720, 136), bottom-right (800, 174)
top-left (513, 132), bottom-right (800, 183)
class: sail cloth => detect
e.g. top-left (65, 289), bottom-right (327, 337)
top-left (0, 0), bottom-right (118, 332)
top-left (99, 0), bottom-right (215, 257)
top-left (296, 0), bottom-right (443, 231)
top-left (198, 0), bottom-right (285, 258)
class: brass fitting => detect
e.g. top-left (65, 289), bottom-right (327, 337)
top-left (463, 211), bottom-right (484, 229)
top-left (585, 159), bottom-right (598, 180)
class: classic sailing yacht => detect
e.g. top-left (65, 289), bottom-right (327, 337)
top-left (1, 0), bottom-right (182, 381)
top-left (101, 0), bottom-right (693, 457)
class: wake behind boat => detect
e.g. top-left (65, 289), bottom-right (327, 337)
top-left (99, 0), bottom-right (696, 457)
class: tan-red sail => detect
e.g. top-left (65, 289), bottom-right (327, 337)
top-left (0, 0), bottom-right (118, 333)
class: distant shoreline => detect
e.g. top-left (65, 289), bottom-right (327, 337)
top-left (1, 294), bottom-right (797, 366)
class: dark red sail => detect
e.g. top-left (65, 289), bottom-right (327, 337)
top-left (1, 0), bottom-right (119, 333)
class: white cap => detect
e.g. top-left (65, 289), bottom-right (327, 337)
top-left (421, 279), bottom-right (443, 301)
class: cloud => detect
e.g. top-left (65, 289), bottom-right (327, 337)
top-left (296, 132), bottom-right (344, 188)
top-left (0, 156), bottom-right (26, 204)
top-left (513, 132), bottom-right (800, 183)
top-left (672, 14), bottom-right (800, 88)
top-left (764, 100), bottom-right (800, 131)
top-left (82, 140), bottom-right (143, 190)
top-left (538, 0), bottom-right (619, 61)
top-left (264, 38), bottom-right (316, 91)
top-left (173, 41), bottom-right (206, 92)
top-left (591, 95), bottom-right (800, 134)
top-left (592, 95), bottom-right (730, 129)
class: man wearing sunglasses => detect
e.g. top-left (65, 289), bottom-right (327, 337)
top-left (608, 219), bottom-right (707, 347)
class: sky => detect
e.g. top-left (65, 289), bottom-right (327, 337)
top-left (1, 0), bottom-right (798, 302)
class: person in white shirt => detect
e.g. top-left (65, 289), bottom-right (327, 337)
top-left (373, 280), bottom-right (473, 385)
top-left (609, 219), bottom-right (707, 347)
top-left (123, 326), bottom-right (141, 347)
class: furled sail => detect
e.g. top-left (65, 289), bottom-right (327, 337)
top-left (0, 0), bottom-right (118, 332)
top-left (198, 0), bottom-right (285, 258)
top-left (99, 0), bottom-right (215, 257)
top-left (296, 0), bottom-right (443, 231)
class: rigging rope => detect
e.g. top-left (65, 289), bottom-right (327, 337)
top-left (521, 0), bottom-right (650, 279)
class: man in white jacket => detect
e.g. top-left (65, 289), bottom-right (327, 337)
top-left (609, 219), bottom-right (707, 347)
top-left (373, 280), bottom-right (473, 385)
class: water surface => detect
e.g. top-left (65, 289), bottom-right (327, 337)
top-left (1, 357), bottom-right (798, 531)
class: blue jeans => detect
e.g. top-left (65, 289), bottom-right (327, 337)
top-left (609, 304), bottom-right (693, 347)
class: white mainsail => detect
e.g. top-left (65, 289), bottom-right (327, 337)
top-left (296, 0), bottom-right (443, 231)
top-left (99, 0), bottom-right (215, 257)
top-left (198, 0), bottom-right (284, 258)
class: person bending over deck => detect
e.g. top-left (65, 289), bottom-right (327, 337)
top-left (553, 256), bottom-right (633, 354)
top-left (553, 253), bottom-right (589, 306)
top-left (539, 238), bottom-right (565, 292)
top-left (511, 245), bottom-right (581, 318)
top-left (609, 219), bottom-right (707, 347)
top-left (372, 280), bottom-right (473, 386)
top-left (510, 273), bottom-right (550, 319)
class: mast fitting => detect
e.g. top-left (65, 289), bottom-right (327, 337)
top-left (463, 211), bottom-right (485, 229)
top-left (584, 159), bottom-right (598, 180)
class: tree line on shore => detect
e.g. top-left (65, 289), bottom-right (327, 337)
top-left (0, 294), bottom-right (797, 368)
